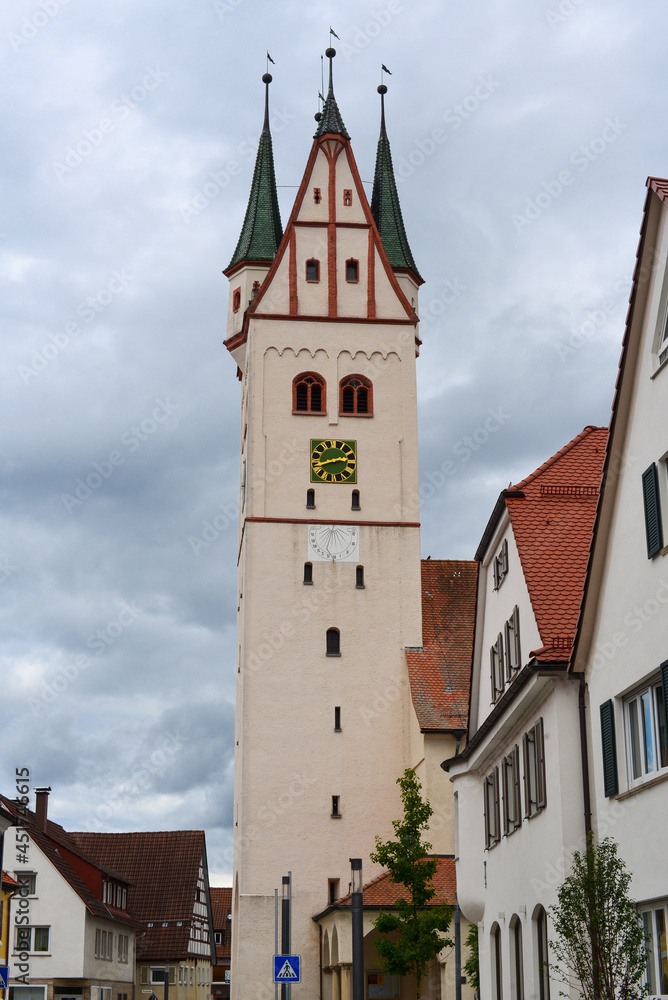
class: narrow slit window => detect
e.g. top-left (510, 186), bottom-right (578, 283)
top-left (328, 878), bottom-right (340, 904)
top-left (334, 706), bottom-right (341, 731)
top-left (313, 188), bottom-right (322, 204)
top-left (343, 189), bottom-right (352, 206)
top-left (351, 489), bottom-right (361, 510)
top-left (306, 489), bottom-right (315, 509)
top-left (306, 258), bottom-right (320, 282)
top-left (331, 795), bottom-right (340, 817)
top-left (326, 628), bottom-right (340, 655)
top-left (303, 562), bottom-right (313, 585)
top-left (356, 566), bottom-right (364, 589)
top-left (232, 288), bottom-right (241, 312)
top-left (346, 258), bottom-right (359, 282)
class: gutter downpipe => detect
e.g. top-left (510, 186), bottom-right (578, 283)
top-left (578, 674), bottom-right (592, 838)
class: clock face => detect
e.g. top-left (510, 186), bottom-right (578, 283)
top-left (310, 439), bottom-right (357, 484)
top-left (308, 525), bottom-right (359, 561)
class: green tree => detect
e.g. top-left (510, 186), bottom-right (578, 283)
top-left (370, 769), bottom-right (453, 999)
top-left (549, 835), bottom-right (647, 1000)
top-left (463, 921), bottom-right (479, 994)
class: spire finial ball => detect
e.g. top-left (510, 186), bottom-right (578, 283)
top-left (314, 112), bottom-right (322, 122)
top-left (262, 73), bottom-right (272, 84)
top-left (377, 84), bottom-right (387, 95)
top-left (325, 47), bottom-right (336, 58)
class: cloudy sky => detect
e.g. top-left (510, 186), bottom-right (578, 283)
top-left (2, 0), bottom-right (666, 884)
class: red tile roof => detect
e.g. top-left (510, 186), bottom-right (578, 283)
top-left (0, 795), bottom-right (140, 929)
top-left (210, 887), bottom-right (232, 963)
top-left (69, 830), bottom-right (212, 962)
top-left (334, 857), bottom-right (456, 908)
top-left (506, 426), bottom-right (607, 662)
top-left (2, 870), bottom-right (20, 888)
top-left (406, 560), bottom-right (477, 731)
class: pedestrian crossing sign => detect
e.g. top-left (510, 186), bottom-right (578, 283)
top-left (273, 955), bottom-right (301, 983)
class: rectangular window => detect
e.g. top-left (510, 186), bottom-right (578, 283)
top-left (15, 927), bottom-right (49, 953)
top-left (490, 633), bottom-right (504, 702)
top-left (640, 902), bottom-right (668, 996)
top-left (504, 606), bottom-right (521, 678)
top-left (16, 872), bottom-right (36, 894)
top-left (493, 539), bottom-right (509, 589)
top-left (95, 929), bottom-right (101, 959)
top-left (523, 718), bottom-right (546, 817)
top-left (502, 746), bottom-right (522, 836)
top-left (624, 676), bottom-right (668, 783)
top-left (483, 767), bottom-right (500, 849)
top-left (334, 706), bottom-right (341, 731)
top-left (118, 935), bottom-right (128, 963)
top-left (151, 970), bottom-right (167, 985)
top-left (331, 795), bottom-right (340, 817)
top-left (107, 931), bottom-right (113, 961)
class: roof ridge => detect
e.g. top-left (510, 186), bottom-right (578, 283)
top-left (511, 425), bottom-right (606, 490)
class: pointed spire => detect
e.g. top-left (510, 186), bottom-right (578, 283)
top-left (227, 72), bottom-right (283, 271)
top-left (314, 47), bottom-right (349, 139)
top-left (370, 83), bottom-right (422, 281)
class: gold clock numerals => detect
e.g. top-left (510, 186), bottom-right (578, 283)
top-left (310, 439), bottom-right (357, 484)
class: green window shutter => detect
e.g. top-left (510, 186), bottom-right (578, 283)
top-left (600, 700), bottom-right (619, 797)
top-left (642, 463), bottom-right (663, 558)
top-left (661, 660), bottom-right (668, 741)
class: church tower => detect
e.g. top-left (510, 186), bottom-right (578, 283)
top-left (224, 54), bottom-right (424, 1000)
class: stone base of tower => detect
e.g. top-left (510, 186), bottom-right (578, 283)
top-left (231, 891), bottom-right (322, 1000)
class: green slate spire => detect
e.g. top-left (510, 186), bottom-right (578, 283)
top-left (227, 73), bottom-right (283, 271)
top-left (370, 84), bottom-right (422, 280)
top-left (314, 47), bottom-right (350, 139)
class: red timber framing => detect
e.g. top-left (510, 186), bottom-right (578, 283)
top-left (224, 128), bottom-right (419, 355)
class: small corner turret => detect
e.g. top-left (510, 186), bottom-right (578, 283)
top-left (370, 78), bottom-right (423, 312)
top-left (224, 71), bottom-right (283, 360)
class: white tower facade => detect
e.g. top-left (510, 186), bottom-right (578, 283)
top-left (224, 60), bottom-right (424, 1000)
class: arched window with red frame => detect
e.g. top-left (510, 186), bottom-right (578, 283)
top-left (293, 372), bottom-right (326, 413)
top-left (339, 375), bottom-right (372, 416)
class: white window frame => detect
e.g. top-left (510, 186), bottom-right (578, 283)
top-left (640, 900), bottom-right (668, 996)
top-left (624, 678), bottom-right (668, 785)
top-left (504, 606), bottom-right (521, 679)
top-left (14, 926), bottom-right (50, 953)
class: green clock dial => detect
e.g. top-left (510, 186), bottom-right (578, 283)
top-left (310, 439), bottom-right (357, 484)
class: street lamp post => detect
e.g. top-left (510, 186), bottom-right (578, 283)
top-left (350, 859), bottom-right (364, 1000)
top-left (281, 875), bottom-right (291, 1000)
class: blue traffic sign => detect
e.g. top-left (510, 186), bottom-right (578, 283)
top-left (0, 967), bottom-right (9, 988)
top-left (273, 955), bottom-right (301, 983)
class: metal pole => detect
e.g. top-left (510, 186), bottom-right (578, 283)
top-left (275, 888), bottom-right (279, 1000)
top-left (350, 859), bottom-right (364, 1000)
top-left (164, 964), bottom-right (169, 1000)
top-left (281, 875), bottom-right (290, 1000)
top-left (454, 893), bottom-right (462, 1000)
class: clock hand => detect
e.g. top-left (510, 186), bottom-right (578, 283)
top-left (313, 456), bottom-right (346, 467)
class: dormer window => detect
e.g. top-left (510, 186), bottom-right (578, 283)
top-left (306, 259), bottom-right (320, 282)
top-left (343, 189), bottom-right (352, 206)
top-left (232, 288), bottom-right (241, 312)
top-left (340, 375), bottom-right (372, 415)
top-left (346, 258), bottom-right (359, 283)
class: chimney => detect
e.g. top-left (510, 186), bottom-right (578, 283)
top-left (34, 787), bottom-right (51, 832)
